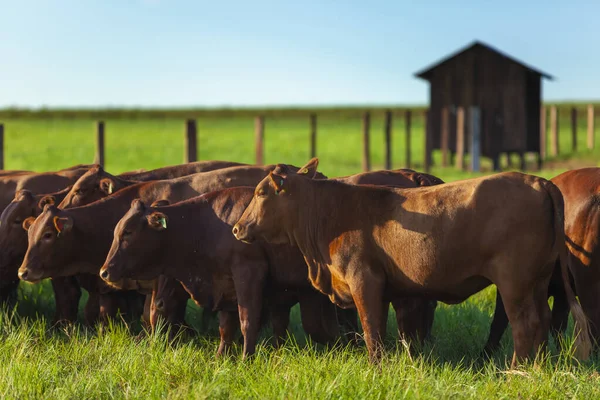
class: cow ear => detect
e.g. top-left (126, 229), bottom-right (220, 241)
top-left (268, 171), bottom-right (286, 195)
top-left (22, 217), bottom-right (36, 231)
top-left (147, 212), bottom-right (168, 231)
top-left (38, 195), bottom-right (56, 209)
top-left (99, 178), bottom-right (115, 195)
top-left (151, 199), bottom-right (170, 208)
top-left (15, 189), bottom-right (34, 203)
top-left (53, 216), bottom-right (73, 236)
top-left (297, 158), bottom-right (319, 179)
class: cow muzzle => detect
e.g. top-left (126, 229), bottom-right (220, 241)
top-left (232, 223), bottom-right (255, 244)
top-left (18, 267), bottom-right (43, 283)
top-left (99, 264), bottom-right (120, 283)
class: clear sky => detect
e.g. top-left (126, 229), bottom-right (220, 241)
top-left (1, 0), bottom-right (598, 107)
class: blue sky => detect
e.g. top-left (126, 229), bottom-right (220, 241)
top-left (1, 0), bottom-right (598, 107)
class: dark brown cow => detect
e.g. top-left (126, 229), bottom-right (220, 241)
top-left (232, 158), bottom-right (592, 366)
top-left (99, 190), bottom-right (343, 357)
top-left (117, 160), bottom-right (247, 181)
top-left (0, 166), bottom-right (92, 307)
top-left (17, 164), bottom-right (310, 291)
top-left (39, 164), bottom-right (313, 329)
top-left (60, 161), bottom-right (247, 209)
top-left (485, 167), bottom-right (600, 353)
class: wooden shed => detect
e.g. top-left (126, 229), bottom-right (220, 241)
top-left (415, 40), bottom-right (553, 170)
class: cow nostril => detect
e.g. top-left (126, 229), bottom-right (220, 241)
top-left (155, 299), bottom-right (165, 310)
top-left (100, 270), bottom-right (109, 280)
top-left (19, 270), bottom-right (28, 280)
top-left (232, 226), bottom-right (239, 236)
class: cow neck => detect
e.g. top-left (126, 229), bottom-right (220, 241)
top-left (291, 178), bottom-right (398, 263)
top-left (152, 200), bottom-right (216, 284)
top-left (66, 198), bottom-right (131, 272)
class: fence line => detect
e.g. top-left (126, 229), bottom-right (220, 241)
top-left (0, 105), bottom-right (597, 173)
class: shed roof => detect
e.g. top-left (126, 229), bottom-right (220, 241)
top-left (414, 40), bottom-right (553, 81)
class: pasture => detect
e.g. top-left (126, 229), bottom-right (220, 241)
top-left (1, 110), bottom-right (600, 398)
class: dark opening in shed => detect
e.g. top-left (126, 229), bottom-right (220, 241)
top-left (415, 40), bottom-right (553, 171)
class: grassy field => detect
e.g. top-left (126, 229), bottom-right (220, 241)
top-left (1, 111), bottom-right (600, 398)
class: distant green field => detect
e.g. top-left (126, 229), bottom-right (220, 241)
top-left (1, 109), bottom-right (600, 398)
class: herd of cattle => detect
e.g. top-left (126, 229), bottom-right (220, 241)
top-left (1, 159), bottom-right (599, 368)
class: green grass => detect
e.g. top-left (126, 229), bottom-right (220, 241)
top-left (1, 111), bottom-right (600, 398)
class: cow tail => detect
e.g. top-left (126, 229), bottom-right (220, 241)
top-left (545, 180), bottom-right (592, 360)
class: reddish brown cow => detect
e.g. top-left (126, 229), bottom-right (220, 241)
top-left (232, 158), bottom-right (592, 366)
top-left (60, 161), bottom-right (247, 208)
top-left (485, 167), bottom-right (600, 353)
top-left (99, 190), bottom-right (343, 357)
top-left (0, 166), bottom-right (92, 306)
top-left (17, 164), bottom-right (312, 308)
top-left (147, 168), bottom-right (443, 344)
top-left (117, 160), bottom-right (247, 181)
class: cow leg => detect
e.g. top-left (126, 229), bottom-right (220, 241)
top-left (232, 260), bottom-right (267, 359)
top-left (99, 293), bottom-right (120, 323)
top-left (532, 283), bottom-right (552, 362)
top-left (142, 294), bottom-right (152, 330)
top-left (270, 302), bottom-right (292, 348)
top-left (84, 290), bottom-right (100, 326)
top-left (499, 282), bottom-right (548, 368)
top-left (51, 276), bottom-right (81, 325)
top-left (576, 282), bottom-right (600, 349)
top-left (482, 289), bottom-right (509, 356)
top-left (393, 297), bottom-right (434, 350)
top-left (217, 310), bottom-right (239, 357)
top-left (337, 308), bottom-right (360, 345)
top-left (299, 294), bottom-right (339, 345)
top-left (350, 271), bottom-right (385, 364)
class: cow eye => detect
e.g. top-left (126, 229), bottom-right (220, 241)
top-left (256, 189), bottom-right (266, 198)
top-left (13, 219), bottom-right (22, 225)
top-left (122, 230), bottom-right (132, 237)
top-left (42, 232), bottom-right (53, 240)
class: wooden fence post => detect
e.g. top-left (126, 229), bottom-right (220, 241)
top-left (540, 106), bottom-right (547, 160)
top-left (309, 113), bottom-right (317, 158)
top-left (94, 121), bottom-right (105, 167)
top-left (384, 110), bottom-right (392, 170)
top-left (255, 116), bottom-right (265, 165)
top-left (588, 105), bottom-right (595, 149)
top-left (362, 112), bottom-right (371, 172)
top-left (405, 110), bottom-right (411, 169)
top-left (469, 107), bottom-right (481, 172)
top-left (441, 107), bottom-right (450, 167)
top-left (423, 110), bottom-right (431, 173)
top-left (0, 123), bottom-right (4, 170)
top-left (455, 107), bottom-right (465, 170)
top-left (550, 106), bottom-right (559, 156)
top-left (184, 119), bottom-right (197, 163)
top-left (571, 107), bottom-right (578, 151)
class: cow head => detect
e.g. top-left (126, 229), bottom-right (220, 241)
top-left (232, 158), bottom-right (320, 245)
top-left (0, 190), bottom-right (38, 282)
top-left (99, 199), bottom-right (168, 283)
top-left (59, 165), bottom-right (121, 208)
top-left (18, 204), bottom-right (75, 282)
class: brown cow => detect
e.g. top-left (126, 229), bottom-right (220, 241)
top-left (232, 158), bottom-right (592, 366)
top-left (99, 190), bottom-right (343, 357)
top-left (60, 161), bottom-right (247, 209)
top-left (485, 167), bottom-right (600, 353)
top-left (117, 160), bottom-right (247, 181)
top-left (147, 168), bottom-right (444, 345)
top-left (17, 164), bottom-right (313, 319)
top-left (0, 166), bottom-right (92, 307)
